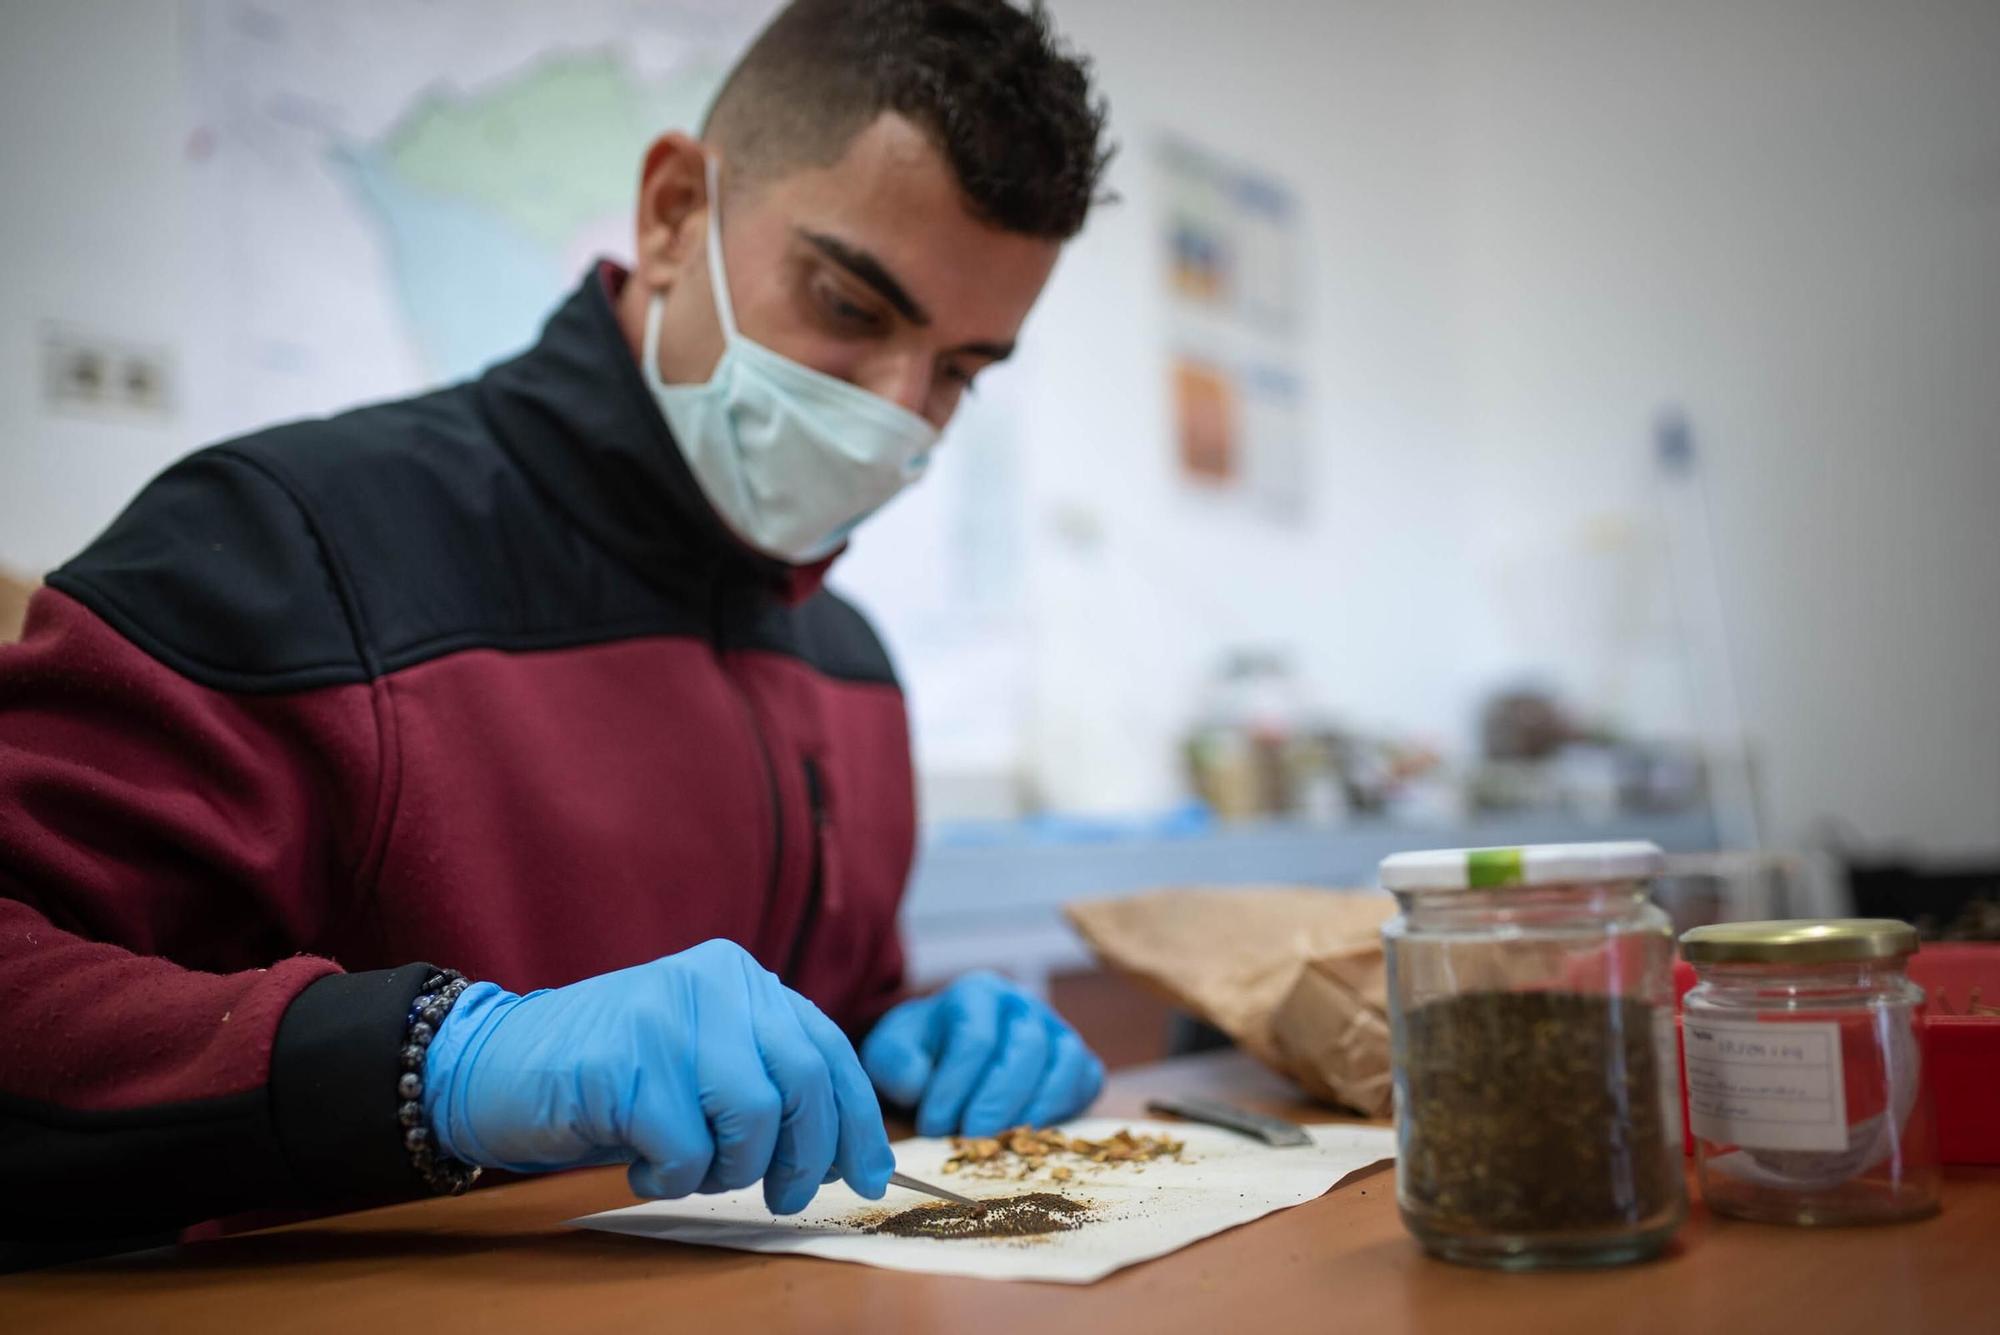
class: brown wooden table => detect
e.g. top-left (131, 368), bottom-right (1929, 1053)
top-left (5, 1049), bottom-right (1994, 1334)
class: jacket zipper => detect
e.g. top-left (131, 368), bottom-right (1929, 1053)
top-left (707, 571), bottom-right (786, 966)
top-left (781, 756), bottom-right (829, 982)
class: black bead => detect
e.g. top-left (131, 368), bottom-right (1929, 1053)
top-left (410, 1021), bottom-right (434, 1045)
top-left (400, 1044), bottom-right (425, 1069)
top-left (398, 1100), bottom-right (424, 1127)
top-left (404, 1127), bottom-right (429, 1152)
top-left (398, 1072), bottom-right (422, 1100)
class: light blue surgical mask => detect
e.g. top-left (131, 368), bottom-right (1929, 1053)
top-left (642, 155), bottom-right (939, 564)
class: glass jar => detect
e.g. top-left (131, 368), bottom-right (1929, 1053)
top-left (1381, 842), bottom-right (1687, 1269)
top-left (1679, 919), bottom-right (1940, 1225)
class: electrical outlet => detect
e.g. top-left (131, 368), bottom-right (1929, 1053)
top-left (41, 326), bottom-right (176, 422)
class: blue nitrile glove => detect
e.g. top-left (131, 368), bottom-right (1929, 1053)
top-left (861, 971), bottom-right (1106, 1138)
top-left (422, 939), bottom-right (895, 1215)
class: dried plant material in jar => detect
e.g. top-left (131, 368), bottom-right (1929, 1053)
top-left (940, 1125), bottom-right (1185, 1181)
top-left (1398, 990), bottom-right (1677, 1236)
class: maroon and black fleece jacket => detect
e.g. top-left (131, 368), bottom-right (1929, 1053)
top-left (0, 266), bottom-right (917, 1241)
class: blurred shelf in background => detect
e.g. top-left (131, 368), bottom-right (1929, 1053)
top-left (903, 808), bottom-right (1720, 989)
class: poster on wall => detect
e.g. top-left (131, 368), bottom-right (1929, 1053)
top-left (1158, 136), bottom-right (1308, 523)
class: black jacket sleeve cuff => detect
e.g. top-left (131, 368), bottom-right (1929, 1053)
top-left (270, 963), bottom-right (437, 1203)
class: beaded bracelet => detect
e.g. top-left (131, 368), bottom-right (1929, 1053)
top-left (396, 968), bottom-right (482, 1196)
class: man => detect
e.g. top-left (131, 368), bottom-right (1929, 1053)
top-left (0, 0), bottom-right (1113, 1245)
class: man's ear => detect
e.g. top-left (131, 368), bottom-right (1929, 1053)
top-left (632, 132), bottom-right (711, 293)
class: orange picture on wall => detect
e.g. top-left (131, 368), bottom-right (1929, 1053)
top-left (1174, 357), bottom-right (1238, 484)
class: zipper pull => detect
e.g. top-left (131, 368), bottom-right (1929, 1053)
top-left (803, 756), bottom-right (828, 826)
top-left (802, 756), bottom-right (842, 917)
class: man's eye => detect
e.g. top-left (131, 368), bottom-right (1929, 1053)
top-left (941, 363), bottom-right (980, 392)
top-left (813, 275), bottom-right (884, 332)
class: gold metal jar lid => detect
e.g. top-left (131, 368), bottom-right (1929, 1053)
top-left (1680, 918), bottom-right (1919, 965)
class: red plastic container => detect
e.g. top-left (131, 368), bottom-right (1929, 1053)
top-left (1673, 944), bottom-right (2000, 1165)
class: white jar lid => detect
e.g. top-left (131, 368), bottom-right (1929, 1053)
top-left (1379, 840), bottom-right (1665, 891)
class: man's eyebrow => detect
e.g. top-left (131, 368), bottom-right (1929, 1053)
top-left (799, 229), bottom-right (931, 327)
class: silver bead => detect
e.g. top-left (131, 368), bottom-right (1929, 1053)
top-left (398, 1100), bottom-right (423, 1127)
top-left (398, 1072), bottom-right (422, 1100)
top-left (404, 1126), bottom-right (429, 1151)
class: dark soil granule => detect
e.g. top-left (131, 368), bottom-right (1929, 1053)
top-left (871, 1192), bottom-right (1088, 1240)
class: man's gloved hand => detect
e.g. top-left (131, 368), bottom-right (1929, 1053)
top-left (422, 939), bottom-right (894, 1215)
top-left (860, 971), bottom-right (1105, 1138)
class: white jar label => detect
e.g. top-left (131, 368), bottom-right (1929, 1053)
top-left (1683, 1018), bottom-right (1847, 1152)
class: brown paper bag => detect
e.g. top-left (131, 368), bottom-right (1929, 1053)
top-left (1064, 887), bottom-right (1396, 1117)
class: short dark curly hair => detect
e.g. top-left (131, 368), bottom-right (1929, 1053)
top-left (703, 0), bottom-right (1113, 240)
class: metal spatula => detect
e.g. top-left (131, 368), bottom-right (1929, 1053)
top-left (888, 1171), bottom-right (985, 1210)
top-left (1146, 1096), bottom-right (1314, 1147)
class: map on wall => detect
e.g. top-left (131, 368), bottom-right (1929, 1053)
top-left (183, 0), bottom-right (778, 437)
top-left (330, 48), bottom-right (706, 383)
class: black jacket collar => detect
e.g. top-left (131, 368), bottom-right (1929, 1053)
top-left (478, 262), bottom-right (832, 606)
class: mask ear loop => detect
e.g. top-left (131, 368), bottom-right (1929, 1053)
top-left (641, 287), bottom-right (669, 387)
top-left (701, 152), bottom-right (742, 343)
top-left (641, 150), bottom-right (735, 387)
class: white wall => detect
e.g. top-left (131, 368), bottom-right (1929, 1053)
top-left (1000, 0), bottom-right (1493, 813)
top-left (3, 0), bottom-right (1995, 857)
top-left (0, 1), bottom-right (196, 574)
top-left (1435, 0), bottom-right (2000, 854)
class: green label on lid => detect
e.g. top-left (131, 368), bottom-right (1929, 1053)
top-left (1467, 847), bottom-right (1525, 888)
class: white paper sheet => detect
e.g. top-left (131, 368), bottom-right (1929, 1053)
top-left (569, 1118), bottom-right (1396, 1285)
